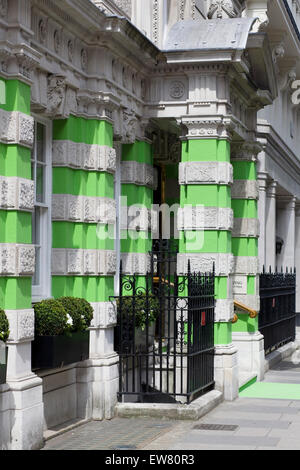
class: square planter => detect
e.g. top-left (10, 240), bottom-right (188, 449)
top-left (31, 331), bottom-right (89, 370)
top-left (0, 342), bottom-right (8, 385)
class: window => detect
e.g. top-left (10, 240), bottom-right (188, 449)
top-left (31, 118), bottom-right (52, 302)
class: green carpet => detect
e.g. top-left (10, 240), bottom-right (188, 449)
top-left (239, 382), bottom-right (300, 400)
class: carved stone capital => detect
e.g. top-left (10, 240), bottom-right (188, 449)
top-left (231, 141), bottom-right (262, 162)
top-left (181, 118), bottom-right (234, 140)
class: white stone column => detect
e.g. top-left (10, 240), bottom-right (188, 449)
top-left (257, 173), bottom-right (267, 270)
top-left (276, 196), bottom-right (296, 271)
top-left (295, 205), bottom-right (300, 339)
top-left (265, 181), bottom-right (277, 271)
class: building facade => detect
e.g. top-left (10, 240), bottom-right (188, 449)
top-left (0, 0), bottom-right (299, 449)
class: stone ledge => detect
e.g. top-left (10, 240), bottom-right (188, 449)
top-left (43, 418), bottom-right (92, 442)
top-left (264, 342), bottom-right (299, 373)
top-left (115, 390), bottom-right (223, 421)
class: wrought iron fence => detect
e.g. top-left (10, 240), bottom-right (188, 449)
top-left (259, 267), bottom-right (296, 353)
top-left (113, 240), bottom-right (215, 404)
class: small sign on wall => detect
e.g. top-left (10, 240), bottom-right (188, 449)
top-left (232, 276), bottom-right (247, 295)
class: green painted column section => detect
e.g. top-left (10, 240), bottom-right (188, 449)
top-left (0, 78), bottom-right (32, 311)
top-left (121, 140), bottom-right (153, 288)
top-left (179, 139), bottom-right (233, 346)
top-left (52, 116), bottom-right (115, 305)
top-left (231, 151), bottom-right (259, 334)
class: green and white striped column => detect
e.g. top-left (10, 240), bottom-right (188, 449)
top-left (0, 77), bottom-right (44, 447)
top-left (52, 115), bottom-right (118, 418)
top-left (177, 120), bottom-right (238, 400)
top-left (120, 140), bottom-right (156, 285)
top-left (231, 142), bottom-right (264, 382)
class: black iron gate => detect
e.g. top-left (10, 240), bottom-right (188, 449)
top-left (113, 240), bottom-right (215, 404)
top-left (259, 267), bottom-right (296, 353)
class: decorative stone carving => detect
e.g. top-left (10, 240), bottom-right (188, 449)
top-left (122, 108), bottom-right (138, 144)
top-left (52, 141), bottom-right (116, 173)
top-left (39, 19), bottom-right (47, 44)
top-left (181, 118), bottom-right (234, 140)
top-left (52, 194), bottom-right (116, 224)
top-left (120, 205), bottom-right (156, 232)
top-left (0, 0), bottom-right (7, 17)
top-left (177, 206), bottom-right (234, 231)
top-left (90, 301), bottom-right (117, 329)
top-left (120, 253), bottom-right (151, 275)
top-left (68, 40), bottom-right (74, 62)
top-left (0, 244), bottom-right (35, 276)
top-left (179, 161), bottom-right (233, 186)
top-left (81, 49), bottom-right (88, 71)
top-left (54, 30), bottom-right (61, 54)
top-left (51, 249), bottom-right (116, 276)
top-left (0, 110), bottom-right (34, 148)
top-left (6, 309), bottom-right (35, 343)
top-left (177, 253), bottom-right (234, 276)
top-left (232, 218), bottom-right (260, 238)
top-left (47, 75), bottom-right (66, 116)
top-left (169, 81), bottom-right (185, 100)
top-left (0, 176), bottom-right (34, 212)
top-left (231, 180), bottom-right (259, 200)
top-left (121, 161), bottom-right (158, 190)
top-left (207, 0), bottom-right (244, 19)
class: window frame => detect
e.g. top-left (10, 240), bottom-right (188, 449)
top-left (31, 115), bottom-right (52, 303)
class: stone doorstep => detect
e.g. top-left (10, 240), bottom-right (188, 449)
top-left (115, 390), bottom-right (223, 421)
top-left (43, 418), bottom-right (92, 442)
top-left (264, 341), bottom-right (299, 373)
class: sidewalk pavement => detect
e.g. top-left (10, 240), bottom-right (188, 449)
top-left (43, 355), bottom-right (300, 451)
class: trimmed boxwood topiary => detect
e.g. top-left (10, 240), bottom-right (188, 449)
top-left (57, 297), bottom-right (93, 332)
top-left (0, 309), bottom-right (9, 343)
top-left (33, 299), bottom-right (69, 336)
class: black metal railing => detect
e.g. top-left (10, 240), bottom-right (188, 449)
top-left (259, 267), bottom-right (296, 353)
top-left (112, 240), bottom-right (215, 404)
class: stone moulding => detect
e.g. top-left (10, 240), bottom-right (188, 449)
top-left (52, 194), bottom-right (116, 224)
top-left (52, 141), bottom-right (116, 173)
top-left (5, 309), bottom-right (35, 343)
top-left (121, 161), bottom-right (158, 190)
top-left (90, 301), bottom-right (117, 329)
top-left (231, 180), bottom-right (259, 200)
top-left (233, 256), bottom-right (259, 275)
top-left (120, 252), bottom-right (151, 275)
top-left (232, 218), bottom-right (260, 238)
top-left (177, 206), bottom-right (234, 231)
top-left (179, 162), bottom-right (233, 186)
top-left (51, 249), bottom-right (116, 276)
top-left (177, 253), bottom-right (234, 276)
top-left (0, 244), bottom-right (35, 276)
top-left (0, 110), bottom-right (34, 148)
top-left (0, 176), bottom-right (34, 212)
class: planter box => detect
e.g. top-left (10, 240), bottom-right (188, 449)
top-left (32, 331), bottom-right (89, 370)
top-left (0, 343), bottom-right (8, 385)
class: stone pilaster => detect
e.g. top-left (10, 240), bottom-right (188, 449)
top-left (178, 118), bottom-right (238, 401)
top-left (231, 141), bottom-right (264, 384)
top-left (52, 114), bottom-right (119, 421)
top-left (0, 76), bottom-right (43, 450)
